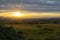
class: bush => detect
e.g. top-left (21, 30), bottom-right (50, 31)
top-left (0, 23), bottom-right (24, 40)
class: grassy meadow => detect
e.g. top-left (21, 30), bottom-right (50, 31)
top-left (5, 24), bottom-right (60, 40)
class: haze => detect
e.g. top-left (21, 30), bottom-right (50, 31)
top-left (0, 10), bottom-right (60, 19)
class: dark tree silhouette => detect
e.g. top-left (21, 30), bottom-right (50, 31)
top-left (0, 23), bottom-right (24, 40)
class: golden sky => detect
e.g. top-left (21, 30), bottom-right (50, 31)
top-left (0, 11), bottom-right (60, 19)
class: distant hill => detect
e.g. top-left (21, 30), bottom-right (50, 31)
top-left (0, 16), bottom-right (14, 23)
top-left (0, 16), bottom-right (60, 24)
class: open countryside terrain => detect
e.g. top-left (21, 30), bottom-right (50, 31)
top-left (5, 24), bottom-right (60, 40)
top-left (0, 17), bottom-right (60, 40)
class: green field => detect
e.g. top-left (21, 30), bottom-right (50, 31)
top-left (5, 24), bottom-right (60, 40)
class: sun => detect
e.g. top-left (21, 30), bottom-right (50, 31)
top-left (13, 12), bottom-right (23, 16)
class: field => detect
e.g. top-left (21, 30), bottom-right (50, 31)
top-left (5, 24), bottom-right (60, 40)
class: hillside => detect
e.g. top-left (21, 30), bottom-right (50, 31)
top-left (0, 17), bottom-right (60, 24)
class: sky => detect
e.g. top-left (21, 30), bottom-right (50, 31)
top-left (0, 0), bottom-right (60, 12)
top-left (0, 0), bottom-right (60, 18)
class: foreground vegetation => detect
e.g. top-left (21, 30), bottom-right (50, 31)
top-left (0, 23), bottom-right (24, 40)
top-left (0, 21), bottom-right (60, 40)
top-left (5, 24), bottom-right (60, 40)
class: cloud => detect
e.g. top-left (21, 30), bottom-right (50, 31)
top-left (1, 0), bottom-right (60, 5)
top-left (0, 0), bottom-right (60, 12)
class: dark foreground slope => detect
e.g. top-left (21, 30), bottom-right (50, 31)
top-left (0, 23), bottom-right (24, 40)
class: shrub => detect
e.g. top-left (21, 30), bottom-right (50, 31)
top-left (0, 23), bottom-right (24, 40)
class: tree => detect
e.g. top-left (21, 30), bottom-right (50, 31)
top-left (0, 23), bottom-right (24, 40)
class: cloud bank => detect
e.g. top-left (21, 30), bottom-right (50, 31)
top-left (0, 0), bottom-right (60, 12)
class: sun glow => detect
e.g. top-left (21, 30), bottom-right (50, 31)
top-left (12, 12), bottom-right (23, 17)
top-left (1, 11), bottom-right (60, 19)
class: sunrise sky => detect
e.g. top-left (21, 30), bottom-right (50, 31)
top-left (0, 0), bottom-right (60, 18)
